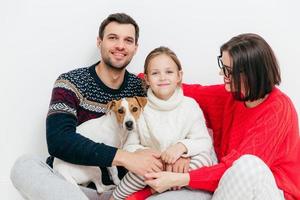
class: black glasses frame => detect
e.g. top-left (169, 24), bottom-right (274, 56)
top-left (217, 55), bottom-right (232, 78)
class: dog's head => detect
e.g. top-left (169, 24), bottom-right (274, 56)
top-left (107, 96), bottom-right (147, 131)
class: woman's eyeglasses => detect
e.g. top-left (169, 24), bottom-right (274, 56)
top-left (217, 55), bottom-right (232, 78)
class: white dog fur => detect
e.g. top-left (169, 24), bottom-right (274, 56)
top-left (53, 96), bottom-right (147, 193)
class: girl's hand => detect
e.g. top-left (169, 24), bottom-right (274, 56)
top-left (144, 171), bottom-right (190, 193)
top-left (161, 143), bottom-right (187, 164)
top-left (165, 157), bottom-right (191, 190)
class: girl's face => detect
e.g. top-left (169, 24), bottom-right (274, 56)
top-left (145, 54), bottom-right (182, 100)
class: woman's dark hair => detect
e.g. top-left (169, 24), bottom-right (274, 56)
top-left (220, 33), bottom-right (281, 101)
top-left (99, 13), bottom-right (139, 44)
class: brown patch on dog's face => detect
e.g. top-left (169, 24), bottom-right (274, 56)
top-left (126, 97), bottom-right (141, 120)
top-left (107, 97), bottom-right (147, 126)
top-left (108, 99), bottom-right (125, 125)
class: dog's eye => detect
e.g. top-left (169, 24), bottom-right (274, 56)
top-left (118, 108), bottom-right (124, 114)
top-left (132, 107), bottom-right (138, 112)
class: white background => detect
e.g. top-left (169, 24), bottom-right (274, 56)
top-left (1, 0), bottom-right (299, 199)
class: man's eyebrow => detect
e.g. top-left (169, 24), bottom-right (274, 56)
top-left (124, 36), bottom-right (135, 40)
top-left (106, 33), bottom-right (134, 41)
top-left (106, 33), bottom-right (118, 37)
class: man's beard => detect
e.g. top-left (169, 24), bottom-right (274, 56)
top-left (102, 57), bottom-right (130, 71)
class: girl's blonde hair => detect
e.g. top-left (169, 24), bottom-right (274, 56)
top-left (144, 46), bottom-right (182, 74)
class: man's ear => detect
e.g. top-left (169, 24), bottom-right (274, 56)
top-left (96, 37), bottom-right (102, 48)
top-left (135, 96), bottom-right (147, 108)
top-left (133, 43), bottom-right (139, 56)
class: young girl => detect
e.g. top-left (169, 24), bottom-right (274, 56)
top-left (111, 47), bottom-right (215, 200)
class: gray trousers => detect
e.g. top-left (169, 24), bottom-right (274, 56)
top-left (10, 155), bottom-right (112, 200)
top-left (10, 154), bottom-right (284, 200)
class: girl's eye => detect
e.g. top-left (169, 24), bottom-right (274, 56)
top-left (151, 72), bottom-right (158, 75)
top-left (167, 71), bottom-right (174, 74)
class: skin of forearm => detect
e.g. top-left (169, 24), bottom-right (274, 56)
top-left (111, 149), bottom-right (128, 166)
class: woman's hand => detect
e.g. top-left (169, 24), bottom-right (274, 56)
top-left (144, 171), bottom-right (190, 193)
top-left (165, 157), bottom-right (191, 190)
top-left (161, 143), bottom-right (187, 164)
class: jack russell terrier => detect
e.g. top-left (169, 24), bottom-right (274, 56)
top-left (53, 96), bottom-right (147, 193)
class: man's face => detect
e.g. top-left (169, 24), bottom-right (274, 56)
top-left (97, 22), bottom-right (138, 71)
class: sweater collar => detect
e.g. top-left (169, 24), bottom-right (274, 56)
top-left (147, 87), bottom-right (183, 111)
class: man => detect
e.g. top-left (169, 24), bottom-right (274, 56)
top-left (10, 13), bottom-right (163, 200)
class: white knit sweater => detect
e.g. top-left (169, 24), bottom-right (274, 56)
top-left (124, 87), bottom-right (213, 158)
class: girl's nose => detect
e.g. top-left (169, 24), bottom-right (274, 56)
top-left (159, 74), bottom-right (166, 80)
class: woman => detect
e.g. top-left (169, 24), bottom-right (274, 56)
top-left (144, 33), bottom-right (300, 200)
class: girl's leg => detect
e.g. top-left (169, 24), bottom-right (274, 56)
top-left (112, 172), bottom-right (146, 200)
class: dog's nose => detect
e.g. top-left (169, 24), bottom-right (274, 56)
top-left (125, 121), bottom-right (133, 129)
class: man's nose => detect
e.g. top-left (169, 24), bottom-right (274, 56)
top-left (115, 40), bottom-right (125, 50)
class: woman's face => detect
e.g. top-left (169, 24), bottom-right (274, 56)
top-left (219, 51), bottom-right (233, 92)
top-left (219, 51), bottom-right (246, 94)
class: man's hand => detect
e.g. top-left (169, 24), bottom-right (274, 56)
top-left (161, 143), bottom-right (187, 164)
top-left (113, 149), bottom-right (163, 177)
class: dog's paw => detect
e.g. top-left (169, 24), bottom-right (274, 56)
top-left (103, 184), bottom-right (116, 191)
top-left (96, 187), bottom-right (105, 194)
top-left (112, 178), bottom-right (121, 186)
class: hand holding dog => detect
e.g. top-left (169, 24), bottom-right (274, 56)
top-left (161, 143), bottom-right (187, 164)
top-left (114, 149), bottom-right (163, 177)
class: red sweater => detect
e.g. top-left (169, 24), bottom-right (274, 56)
top-left (182, 84), bottom-right (300, 200)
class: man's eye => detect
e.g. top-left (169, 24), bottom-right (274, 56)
top-left (118, 108), bottom-right (124, 114)
top-left (125, 39), bottom-right (134, 44)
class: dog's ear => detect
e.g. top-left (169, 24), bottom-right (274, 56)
top-left (106, 100), bottom-right (116, 112)
top-left (134, 96), bottom-right (147, 108)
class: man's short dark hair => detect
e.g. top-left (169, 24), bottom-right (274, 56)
top-left (220, 33), bottom-right (281, 101)
top-left (99, 13), bottom-right (139, 44)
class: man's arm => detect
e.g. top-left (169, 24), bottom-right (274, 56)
top-left (47, 113), bottom-right (117, 167)
top-left (47, 113), bottom-right (164, 174)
